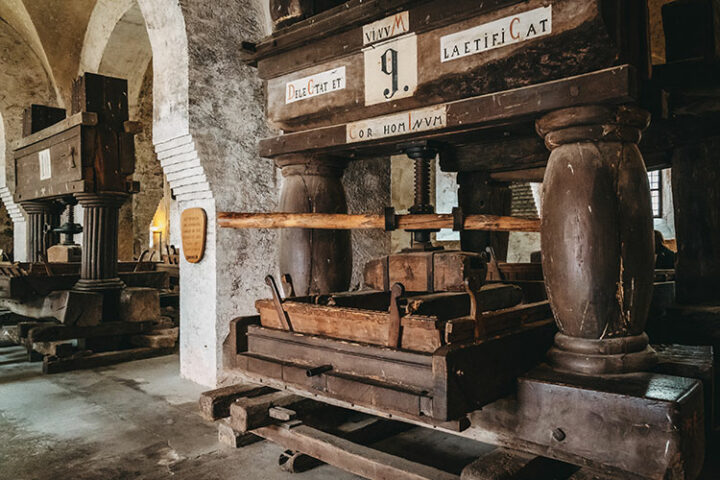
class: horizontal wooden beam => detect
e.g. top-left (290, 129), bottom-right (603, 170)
top-left (258, 65), bottom-right (637, 159)
top-left (253, 423), bottom-right (460, 480)
top-left (218, 212), bottom-right (540, 232)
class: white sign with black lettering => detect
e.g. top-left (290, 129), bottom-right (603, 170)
top-left (440, 6), bottom-right (552, 62)
top-left (363, 34), bottom-right (417, 106)
top-left (38, 148), bottom-right (51, 180)
top-left (285, 66), bottom-right (346, 104)
top-left (363, 11), bottom-right (410, 45)
top-left (346, 105), bottom-right (446, 143)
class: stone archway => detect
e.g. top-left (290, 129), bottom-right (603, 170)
top-left (79, 0), bottom-right (278, 387)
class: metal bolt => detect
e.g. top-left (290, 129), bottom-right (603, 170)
top-left (552, 428), bottom-right (566, 442)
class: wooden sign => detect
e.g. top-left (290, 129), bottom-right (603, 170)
top-left (181, 208), bottom-right (207, 263)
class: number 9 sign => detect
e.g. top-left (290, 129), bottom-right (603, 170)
top-left (363, 34), bottom-right (418, 106)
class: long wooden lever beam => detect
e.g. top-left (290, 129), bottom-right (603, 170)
top-left (218, 212), bottom-right (540, 232)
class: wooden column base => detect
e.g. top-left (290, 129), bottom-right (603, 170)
top-left (547, 332), bottom-right (657, 375)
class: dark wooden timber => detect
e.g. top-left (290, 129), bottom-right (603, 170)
top-left (457, 171), bottom-right (511, 259)
top-left (253, 423), bottom-right (460, 480)
top-left (43, 346), bottom-right (174, 374)
top-left (28, 321), bottom-right (153, 343)
top-left (537, 105), bottom-right (657, 375)
top-left (22, 105), bottom-right (66, 137)
top-left (258, 65), bottom-right (638, 160)
top-left (671, 135), bottom-right (720, 304)
top-left (277, 158), bottom-right (351, 296)
top-left (199, 383), bottom-right (275, 421)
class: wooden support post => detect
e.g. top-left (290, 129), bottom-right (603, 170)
top-left (277, 156), bottom-right (351, 296)
top-left (671, 135), bottom-right (720, 305)
top-left (21, 201), bottom-right (62, 262)
top-left (536, 105), bottom-right (657, 375)
top-left (457, 171), bottom-right (511, 260)
top-left (73, 192), bottom-right (127, 318)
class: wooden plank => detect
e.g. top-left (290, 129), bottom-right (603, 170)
top-left (29, 321), bottom-right (153, 343)
top-left (253, 423), bottom-right (459, 480)
top-left (245, 325), bottom-right (433, 391)
top-left (258, 65), bottom-right (637, 159)
top-left (42, 347), bottom-right (174, 374)
top-left (405, 284), bottom-right (523, 320)
top-left (199, 383), bottom-right (274, 421)
top-left (255, 298), bottom-right (443, 352)
top-left (229, 391), bottom-right (307, 432)
top-left (444, 301), bottom-right (551, 343)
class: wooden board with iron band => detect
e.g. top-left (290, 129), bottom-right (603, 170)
top-left (181, 208), bottom-right (207, 263)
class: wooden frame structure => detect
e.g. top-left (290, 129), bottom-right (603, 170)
top-left (214, 0), bottom-right (720, 478)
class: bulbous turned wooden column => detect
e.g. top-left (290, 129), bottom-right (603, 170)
top-left (21, 200), bottom-right (62, 262)
top-left (73, 193), bottom-right (127, 296)
top-left (277, 156), bottom-right (352, 296)
top-left (536, 105), bottom-right (657, 375)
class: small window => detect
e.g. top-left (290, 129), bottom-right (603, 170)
top-left (648, 170), bottom-right (662, 218)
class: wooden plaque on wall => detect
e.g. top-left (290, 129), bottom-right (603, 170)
top-left (181, 208), bottom-right (207, 263)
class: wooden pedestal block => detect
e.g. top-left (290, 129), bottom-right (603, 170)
top-left (364, 250), bottom-right (487, 292)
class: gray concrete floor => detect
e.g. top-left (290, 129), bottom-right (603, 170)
top-left (0, 346), bottom-right (363, 480)
top-left (0, 347), bottom-right (493, 480)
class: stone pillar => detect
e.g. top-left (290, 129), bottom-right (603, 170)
top-left (536, 105), bottom-right (657, 375)
top-left (457, 171), bottom-right (511, 260)
top-left (74, 193), bottom-right (127, 317)
top-left (21, 201), bottom-right (62, 262)
top-left (671, 135), bottom-right (720, 305)
top-left (277, 156), bottom-right (351, 296)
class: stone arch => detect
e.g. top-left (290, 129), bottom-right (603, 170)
top-left (0, 16), bottom-right (58, 260)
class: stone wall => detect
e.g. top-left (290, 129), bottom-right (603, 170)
top-left (344, 157), bottom-right (391, 290)
top-left (0, 17), bottom-right (58, 261)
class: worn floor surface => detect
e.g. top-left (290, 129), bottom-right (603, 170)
top-left (0, 347), bottom-right (491, 480)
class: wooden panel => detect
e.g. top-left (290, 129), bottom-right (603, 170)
top-left (14, 125), bottom-right (86, 202)
top-left (262, 0), bottom-right (645, 130)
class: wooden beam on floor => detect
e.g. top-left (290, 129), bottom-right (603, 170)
top-left (254, 423), bottom-right (460, 480)
top-left (199, 383), bottom-right (274, 421)
top-left (42, 347), bottom-right (174, 374)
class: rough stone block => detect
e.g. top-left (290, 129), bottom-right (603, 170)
top-left (119, 288), bottom-right (160, 323)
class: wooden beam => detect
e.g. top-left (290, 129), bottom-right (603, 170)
top-left (199, 383), bottom-right (274, 421)
top-left (254, 423), bottom-right (460, 480)
top-left (218, 212), bottom-right (540, 232)
top-left (42, 347), bottom-right (174, 374)
top-left (29, 321), bottom-right (153, 343)
top-left (229, 391), bottom-right (307, 432)
top-left (258, 65), bottom-right (637, 159)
